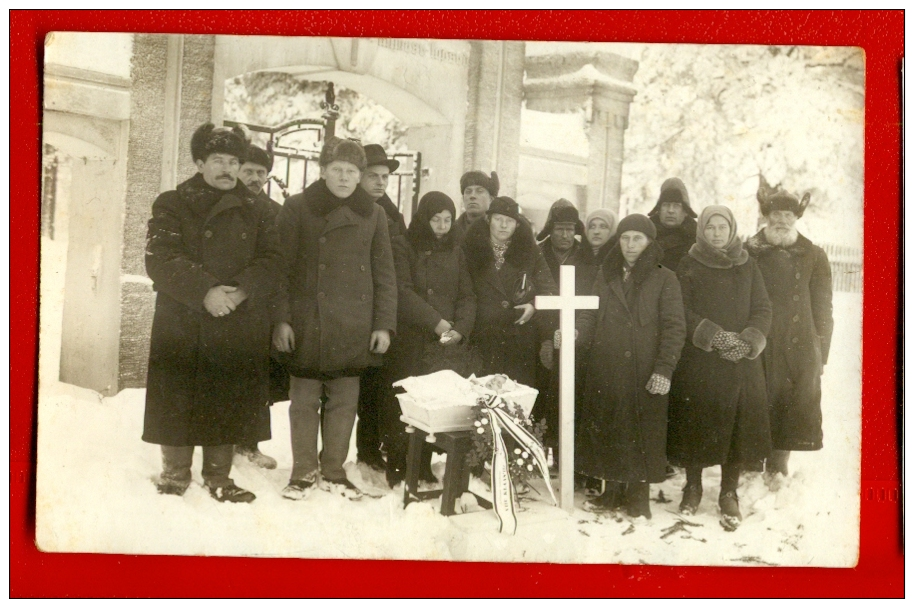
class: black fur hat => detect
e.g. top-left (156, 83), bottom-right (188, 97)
top-left (460, 170), bottom-right (500, 197)
top-left (536, 198), bottom-right (584, 241)
top-left (758, 188), bottom-right (811, 218)
top-left (244, 144), bottom-right (273, 171)
top-left (190, 123), bottom-right (248, 163)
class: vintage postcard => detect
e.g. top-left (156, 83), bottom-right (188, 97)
top-left (36, 32), bottom-right (862, 566)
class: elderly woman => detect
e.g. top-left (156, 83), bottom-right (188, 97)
top-left (575, 214), bottom-right (685, 518)
top-left (462, 196), bottom-right (557, 387)
top-left (668, 205), bottom-right (772, 531)
top-left (572, 214), bottom-right (686, 519)
top-left (382, 191), bottom-right (477, 487)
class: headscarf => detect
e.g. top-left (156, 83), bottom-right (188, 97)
top-left (688, 205), bottom-right (748, 268)
top-left (406, 191), bottom-right (457, 252)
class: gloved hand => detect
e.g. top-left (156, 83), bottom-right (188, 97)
top-left (645, 373), bottom-right (671, 395)
top-left (539, 340), bottom-right (554, 369)
top-left (553, 329), bottom-right (578, 349)
top-left (720, 338), bottom-right (752, 362)
top-left (711, 330), bottom-right (740, 351)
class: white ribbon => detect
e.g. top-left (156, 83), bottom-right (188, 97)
top-left (482, 394), bottom-right (558, 534)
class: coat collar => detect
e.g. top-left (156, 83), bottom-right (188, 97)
top-left (306, 179), bottom-right (376, 218)
top-left (604, 241), bottom-right (663, 287)
top-left (746, 228), bottom-right (813, 257)
top-left (177, 173), bottom-right (256, 222)
top-left (462, 214), bottom-right (538, 273)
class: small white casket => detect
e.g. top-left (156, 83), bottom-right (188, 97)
top-left (394, 370), bottom-right (539, 433)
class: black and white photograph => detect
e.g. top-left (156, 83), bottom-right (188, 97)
top-left (37, 32), bottom-right (862, 566)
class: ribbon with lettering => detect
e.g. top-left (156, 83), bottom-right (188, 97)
top-left (482, 395), bottom-right (558, 534)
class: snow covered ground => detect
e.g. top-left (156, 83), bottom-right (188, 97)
top-left (35, 293), bottom-right (861, 566)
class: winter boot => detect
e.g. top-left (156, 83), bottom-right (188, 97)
top-left (357, 451), bottom-right (387, 473)
top-left (766, 450), bottom-right (790, 477)
top-left (623, 482), bottom-right (652, 519)
top-left (583, 481), bottom-right (624, 513)
top-left (235, 444), bottom-right (278, 470)
top-left (207, 483), bottom-right (256, 503)
top-left (680, 468), bottom-right (703, 516)
top-left (155, 479), bottom-right (189, 497)
top-left (386, 465), bottom-right (406, 489)
top-left (282, 471), bottom-right (319, 501)
top-left (719, 490), bottom-right (742, 531)
top-left (321, 476), bottom-right (364, 501)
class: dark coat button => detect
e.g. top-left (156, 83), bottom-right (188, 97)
top-left (795, 272), bottom-right (801, 279)
top-left (792, 337), bottom-right (799, 344)
top-left (624, 351), bottom-right (632, 358)
top-left (360, 265), bottom-right (366, 271)
top-left (793, 295), bottom-right (800, 301)
top-left (361, 294), bottom-right (368, 301)
top-left (319, 237), bottom-right (326, 243)
top-left (204, 230), bottom-right (213, 238)
top-left (427, 289), bottom-right (434, 295)
top-left (317, 292), bottom-right (325, 299)
top-left (241, 232), bottom-right (247, 240)
top-left (501, 301), bottom-right (510, 308)
top-left (425, 250), bottom-right (432, 256)
top-left (319, 264), bottom-right (326, 270)
top-left (793, 315), bottom-right (800, 322)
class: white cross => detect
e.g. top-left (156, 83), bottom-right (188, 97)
top-left (534, 264), bottom-right (599, 513)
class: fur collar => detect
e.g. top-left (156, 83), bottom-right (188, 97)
top-left (462, 215), bottom-right (538, 273)
top-left (746, 228), bottom-right (812, 258)
top-left (178, 173), bottom-right (256, 204)
top-left (578, 236), bottom-right (614, 266)
top-left (304, 179), bottom-right (376, 218)
top-left (650, 213), bottom-right (697, 244)
top-left (603, 241), bottom-right (664, 287)
top-left (375, 193), bottom-right (403, 226)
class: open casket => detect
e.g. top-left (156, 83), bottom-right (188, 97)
top-left (394, 370), bottom-right (539, 433)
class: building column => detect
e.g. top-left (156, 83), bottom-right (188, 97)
top-left (585, 90), bottom-right (633, 216)
top-left (463, 41), bottom-right (525, 198)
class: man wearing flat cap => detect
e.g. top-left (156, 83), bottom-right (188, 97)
top-left (355, 144), bottom-right (407, 472)
top-left (143, 123), bottom-right (284, 503)
top-left (747, 182), bottom-right (833, 478)
top-left (273, 137), bottom-right (397, 501)
top-left (648, 177), bottom-right (698, 272)
top-left (453, 170), bottom-right (499, 243)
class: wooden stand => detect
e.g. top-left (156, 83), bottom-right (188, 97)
top-left (402, 424), bottom-right (493, 516)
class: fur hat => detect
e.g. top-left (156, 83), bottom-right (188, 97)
top-left (363, 144), bottom-right (400, 172)
top-left (243, 145), bottom-right (273, 171)
top-left (486, 196), bottom-right (521, 221)
top-left (617, 213), bottom-right (657, 241)
top-left (648, 177), bottom-right (697, 219)
top-left (190, 123), bottom-right (248, 163)
top-left (536, 198), bottom-right (584, 241)
top-left (460, 170), bottom-right (500, 197)
top-left (758, 188), bottom-right (811, 218)
top-left (319, 136), bottom-right (367, 171)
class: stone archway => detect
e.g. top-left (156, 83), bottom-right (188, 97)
top-left (211, 36), bottom-right (472, 202)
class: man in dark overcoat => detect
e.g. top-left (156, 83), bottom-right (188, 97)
top-left (533, 198), bottom-right (585, 457)
top-left (273, 137), bottom-right (397, 500)
top-left (355, 144), bottom-right (406, 472)
top-left (232, 144), bottom-right (288, 471)
top-left (143, 124), bottom-right (284, 503)
top-left (452, 170), bottom-right (499, 243)
top-left (747, 188), bottom-right (834, 476)
top-left (648, 177), bottom-right (698, 272)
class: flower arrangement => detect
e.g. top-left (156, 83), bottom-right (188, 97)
top-left (464, 395), bottom-right (548, 489)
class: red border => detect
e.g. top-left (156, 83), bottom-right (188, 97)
top-left (11, 10), bottom-right (903, 598)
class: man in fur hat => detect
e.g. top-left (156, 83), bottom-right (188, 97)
top-left (532, 198), bottom-right (585, 454)
top-left (355, 144), bottom-right (407, 472)
top-left (452, 170), bottom-right (499, 243)
top-left (273, 137), bottom-right (397, 500)
top-left (648, 177), bottom-right (698, 271)
top-left (747, 185), bottom-right (834, 478)
top-left (232, 144), bottom-right (288, 470)
top-left (143, 124), bottom-right (284, 503)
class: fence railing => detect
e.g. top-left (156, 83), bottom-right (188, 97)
top-left (821, 242), bottom-right (862, 293)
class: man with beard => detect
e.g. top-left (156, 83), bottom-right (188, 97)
top-left (143, 124), bottom-right (283, 502)
top-left (452, 170), bottom-right (499, 243)
top-left (355, 144), bottom-right (406, 472)
top-left (232, 144), bottom-right (286, 470)
top-left (747, 187), bottom-right (834, 478)
top-left (648, 177), bottom-right (698, 272)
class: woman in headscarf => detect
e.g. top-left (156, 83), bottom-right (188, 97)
top-left (462, 196), bottom-right (557, 387)
top-left (576, 208), bottom-right (619, 296)
top-left (668, 205), bottom-right (772, 531)
top-left (382, 191), bottom-right (477, 487)
top-left (572, 214), bottom-right (686, 519)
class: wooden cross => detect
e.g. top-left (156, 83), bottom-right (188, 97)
top-left (535, 264), bottom-right (599, 513)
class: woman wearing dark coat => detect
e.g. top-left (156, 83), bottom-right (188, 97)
top-left (573, 214), bottom-right (686, 519)
top-left (143, 124), bottom-right (284, 503)
top-left (382, 191), bottom-right (477, 486)
top-left (668, 205), bottom-right (772, 531)
top-left (462, 197), bottom-right (558, 388)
